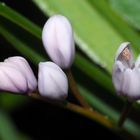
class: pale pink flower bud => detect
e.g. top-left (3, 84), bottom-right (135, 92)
top-left (42, 14), bottom-right (75, 69)
top-left (38, 62), bottom-right (68, 101)
top-left (0, 56), bottom-right (37, 93)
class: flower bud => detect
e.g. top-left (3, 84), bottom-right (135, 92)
top-left (42, 14), bottom-right (75, 69)
top-left (38, 61), bottom-right (68, 101)
top-left (0, 56), bottom-right (37, 93)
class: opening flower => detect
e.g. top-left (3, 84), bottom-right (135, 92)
top-left (112, 42), bottom-right (140, 101)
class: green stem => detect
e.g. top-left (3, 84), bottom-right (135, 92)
top-left (118, 100), bottom-right (133, 127)
top-left (64, 101), bottom-right (112, 128)
top-left (65, 69), bottom-right (92, 109)
top-left (28, 92), bottom-right (112, 128)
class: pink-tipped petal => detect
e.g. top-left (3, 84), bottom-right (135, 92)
top-left (112, 61), bottom-right (125, 95)
top-left (122, 69), bottom-right (140, 101)
top-left (135, 55), bottom-right (140, 68)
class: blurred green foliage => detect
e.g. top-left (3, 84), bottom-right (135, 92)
top-left (110, 0), bottom-right (140, 30)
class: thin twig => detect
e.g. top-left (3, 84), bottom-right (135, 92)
top-left (28, 92), bottom-right (112, 128)
top-left (118, 100), bottom-right (133, 127)
top-left (65, 69), bottom-right (92, 109)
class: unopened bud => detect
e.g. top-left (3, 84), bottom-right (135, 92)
top-left (0, 56), bottom-right (37, 93)
top-left (42, 14), bottom-right (75, 69)
top-left (38, 62), bottom-right (68, 101)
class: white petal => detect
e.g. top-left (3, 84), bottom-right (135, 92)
top-left (42, 14), bottom-right (75, 69)
top-left (5, 56), bottom-right (37, 92)
top-left (38, 62), bottom-right (68, 101)
top-left (135, 54), bottom-right (140, 68)
top-left (115, 42), bottom-right (133, 68)
top-left (112, 61), bottom-right (125, 95)
top-left (122, 69), bottom-right (140, 101)
top-left (0, 64), bottom-right (28, 93)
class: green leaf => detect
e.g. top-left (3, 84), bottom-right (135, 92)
top-left (0, 111), bottom-right (30, 140)
top-left (0, 23), bottom-right (45, 65)
top-left (87, 0), bottom-right (140, 56)
top-left (0, 2), bottom-right (41, 39)
top-left (109, 0), bottom-right (140, 31)
top-left (32, 0), bottom-right (124, 72)
top-left (0, 111), bottom-right (19, 140)
top-left (79, 86), bottom-right (140, 139)
top-left (0, 93), bottom-right (29, 110)
top-left (75, 54), bottom-right (114, 93)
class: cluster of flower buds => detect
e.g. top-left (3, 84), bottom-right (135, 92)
top-left (112, 42), bottom-right (140, 101)
top-left (1, 14), bottom-right (139, 103)
top-left (0, 14), bottom-right (75, 101)
top-left (38, 14), bottom-right (75, 100)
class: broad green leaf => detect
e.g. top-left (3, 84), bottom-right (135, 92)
top-left (32, 0), bottom-right (124, 72)
top-left (110, 0), bottom-right (140, 31)
top-left (87, 0), bottom-right (140, 56)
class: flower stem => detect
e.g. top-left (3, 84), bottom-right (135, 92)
top-left (64, 101), bottom-right (112, 128)
top-left (65, 69), bottom-right (92, 109)
top-left (118, 100), bottom-right (133, 127)
top-left (28, 92), bottom-right (112, 128)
